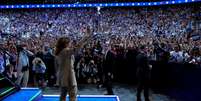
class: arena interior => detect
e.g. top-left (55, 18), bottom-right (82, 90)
top-left (0, 0), bottom-right (201, 101)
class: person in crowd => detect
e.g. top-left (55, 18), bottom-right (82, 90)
top-left (43, 47), bottom-right (56, 87)
top-left (81, 60), bottom-right (91, 83)
top-left (16, 44), bottom-right (34, 87)
top-left (136, 45), bottom-right (152, 101)
top-left (189, 47), bottom-right (201, 65)
top-left (55, 27), bottom-right (92, 101)
top-left (32, 57), bottom-right (47, 88)
top-left (87, 60), bottom-right (98, 84)
top-left (76, 57), bottom-right (86, 83)
top-left (96, 53), bottom-right (104, 88)
top-left (4, 64), bottom-right (17, 82)
top-left (9, 46), bottom-right (17, 70)
top-left (103, 45), bottom-right (116, 95)
top-left (1, 44), bottom-right (12, 75)
top-left (170, 45), bottom-right (184, 63)
top-left (0, 51), bottom-right (5, 74)
top-left (82, 60), bottom-right (91, 83)
top-left (3, 50), bottom-right (11, 69)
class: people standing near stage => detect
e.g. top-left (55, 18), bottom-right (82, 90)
top-left (16, 44), bottom-right (34, 87)
top-left (0, 51), bottom-right (5, 74)
top-left (136, 45), bottom-right (152, 101)
top-left (32, 57), bottom-right (46, 88)
top-left (4, 64), bottom-right (17, 82)
top-left (43, 47), bottom-right (56, 87)
top-left (103, 45), bottom-right (116, 95)
top-left (55, 27), bottom-right (92, 101)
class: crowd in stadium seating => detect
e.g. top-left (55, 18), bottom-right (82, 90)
top-left (0, 7), bottom-right (197, 37)
top-left (0, 6), bottom-right (200, 88)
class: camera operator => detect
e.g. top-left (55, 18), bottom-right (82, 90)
top-left (32, 57), bottom-right (46, 88)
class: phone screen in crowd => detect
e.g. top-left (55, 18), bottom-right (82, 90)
top-left (94, 32), bottom-right (97, 35)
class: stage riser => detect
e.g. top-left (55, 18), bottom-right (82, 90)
top-left (3, 88), bottom-right (120, 101)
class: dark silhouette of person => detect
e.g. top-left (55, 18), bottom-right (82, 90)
top-left (136, 45), bottom-right (152, 101)
top-left (43, 49), bottom-right (55, 87)
top-left (103, 45), bottom-right (116, 95)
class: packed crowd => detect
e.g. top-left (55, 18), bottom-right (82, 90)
top-left (0, 7), bottom-right (199, 38)
top-left (0, 6), bottom-right (200, 88)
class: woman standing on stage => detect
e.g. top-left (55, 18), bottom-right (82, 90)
top-left (55, 27), bottom-right (92, 101)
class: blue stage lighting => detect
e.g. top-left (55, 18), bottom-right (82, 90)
top-left (115, 3), bottom-right (119, 6)
top-left (100, 4), bottom-right (103, 6)
top-left (126, 3), bottom-right (130, 6)
top-left (0, 0), bottom-right (199, 9)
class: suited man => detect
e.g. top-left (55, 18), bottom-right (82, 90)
top-left (136, 45), bottom-right (152, 101)
top-left (103, 45), bottom-right (116, 95)
top-left (43, 48), bottom-right (55, 87)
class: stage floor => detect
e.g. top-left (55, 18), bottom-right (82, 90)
top-left (3, 88), bottom-right (120, 101)
top-left (3, 88), bottom-right (41, 101)
top-left (39, 95), bottom-right (119, 101)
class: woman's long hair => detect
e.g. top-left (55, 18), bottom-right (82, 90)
top-left (55, 37), bottom-right (70, 56)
